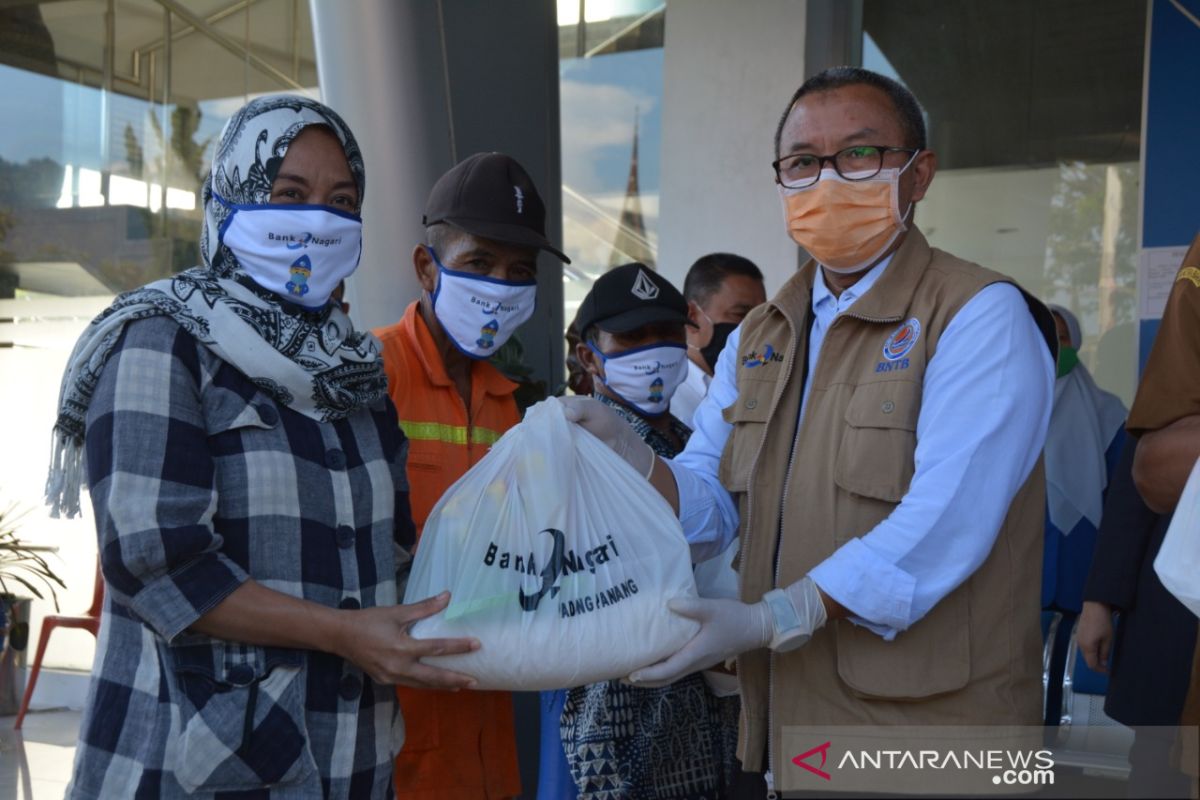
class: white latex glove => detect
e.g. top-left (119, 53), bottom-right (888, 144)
top-left (629, 576), bottom-right (828, 687)
top-left (558, 395), bottom-right (654, 477)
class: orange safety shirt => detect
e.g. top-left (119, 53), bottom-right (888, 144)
top-left (375, 301), bottom-right (522, 800)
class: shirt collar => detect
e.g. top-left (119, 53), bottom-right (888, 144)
top-left (403, 302), bottom-right (519, 397)
top-left (811, 252), bottom-right (896, 316)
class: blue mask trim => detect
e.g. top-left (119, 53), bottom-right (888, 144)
top-left (586, 340), bottom-right (688, 362)
top-left (214, 191), bottom-right (362, 251)
top-left (587, 342), bottom-right (685, 418)
top-left (427, 246), bottom-right (538, 288)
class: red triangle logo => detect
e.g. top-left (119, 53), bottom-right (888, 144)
top-left (792, 741), bottom-right (832, 781)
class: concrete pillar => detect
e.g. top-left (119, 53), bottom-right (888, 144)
top-left (308, 0), bottom-right (563, 390)
top-left (309, 0), bottom-right (453, 333)
top-left (658, 0), bottom-right (811, 295)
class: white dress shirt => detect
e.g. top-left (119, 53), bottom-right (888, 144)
top-left (667, 257), bottom-right (1054, 639)
top-left (670, 357), bottom-right (712, 428)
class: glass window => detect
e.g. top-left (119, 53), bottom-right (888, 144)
top-left (862, 0), bottom-right (1145, 404)
top-left (557, 0), bottom-right (665, 328)
top-left (0, 0), bottom-right (317, 671)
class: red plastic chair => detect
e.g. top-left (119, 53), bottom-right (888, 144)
top-left (13, 561), bottom-right (103, 729)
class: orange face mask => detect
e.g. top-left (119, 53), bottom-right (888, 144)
top-left (779, 157), bottom-right (917, 273)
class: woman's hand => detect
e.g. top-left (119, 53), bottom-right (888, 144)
top-left (333, 592), bottom-right (480, 689)
top-left (1077, 600), bottom-right (1114, 674)
top-left (192, 582), bottom-right (479, 689)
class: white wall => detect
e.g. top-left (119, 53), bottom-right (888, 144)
top-left (658, 0), bottom-right (809, 295)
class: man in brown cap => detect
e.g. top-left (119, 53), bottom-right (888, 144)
top-left (374, 152), bottom-right (569, 799)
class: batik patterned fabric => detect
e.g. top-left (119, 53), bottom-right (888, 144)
top-left (65, 316), bottom-right (412, 798)
top-left (47, 94), bottom-right (384, 518)
top-left (559, 394), bottom-right (730, 800)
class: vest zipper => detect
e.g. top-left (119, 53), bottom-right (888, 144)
top-left (760, 304), bottom-right (894, 793)
top-left (737, 305), bottom-right (802, 789)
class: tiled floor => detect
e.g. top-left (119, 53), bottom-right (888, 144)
top-left (0, 710), bottom-right (80, 799)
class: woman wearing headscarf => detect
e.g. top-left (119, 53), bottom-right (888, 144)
top-left (49, 95), bottom-right (477, 798)
top-left (1040, 304), bottom-right (1126, 719)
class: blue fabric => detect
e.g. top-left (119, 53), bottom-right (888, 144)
top-left (1042, 431), bottom-right (1126, 613)
top-left (537, 690), bottom-right (578, 800)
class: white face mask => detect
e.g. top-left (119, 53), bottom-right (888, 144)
top-left (429, 247), bottom-right (537, 359)
top-left (218, 194), bottom-right (363, 309)
top-left (589, 341), bottom-right (688, 417)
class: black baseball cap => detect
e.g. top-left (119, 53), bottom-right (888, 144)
top-left (574, 262), bottom-right (695, 338)
top-left (422, 152), bottom-right (570, 263)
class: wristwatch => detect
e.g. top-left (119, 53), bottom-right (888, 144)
top-left (762, 588), bottom-right (810, 652)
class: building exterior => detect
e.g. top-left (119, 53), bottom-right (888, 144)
top-left (0, 0), bottom-right (1195, 791)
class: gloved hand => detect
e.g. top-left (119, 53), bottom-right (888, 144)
top-left (558, 395), bottom-right (654, 477)
top-left (629, 576), bottom-right (828, 687)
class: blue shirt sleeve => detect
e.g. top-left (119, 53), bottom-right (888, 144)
top-left (667, 326), bottom-right (742, 562)
top-left (808, 283), bottom-right (1055, 638)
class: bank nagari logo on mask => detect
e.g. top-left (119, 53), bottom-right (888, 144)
top-left (286, 254), bottom-right (312, 297)
top-left (476, 319), bottom-right (500, 349)
top-left (473, 296), bottom-right (519, 316)
top-left (271, 231), bottom-right (344, 249)
top-left (634, 359), bottom-right (675, 376)
top-left (742, 344), bottom-right (784, 368)
top-left (648, 377), bottom-right (665, 403)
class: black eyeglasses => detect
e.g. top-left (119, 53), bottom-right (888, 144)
top-left (772, 145), bottom-right (919, 189)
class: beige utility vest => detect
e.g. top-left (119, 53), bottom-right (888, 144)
top-left (721, 229), bottom-right (1056, 783)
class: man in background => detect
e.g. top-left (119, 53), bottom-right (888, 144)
top-left (374, 152), bottom-right (570, 800)
top-left (671, 253), bottom-right (766, 426)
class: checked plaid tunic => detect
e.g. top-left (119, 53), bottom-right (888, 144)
top-left (66, 316), bottom-right (414, 799)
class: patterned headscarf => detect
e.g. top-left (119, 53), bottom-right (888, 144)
top-left (200, 94), bottom-right (365, 274)
top-left (47, 95), bottom-right (387, 517)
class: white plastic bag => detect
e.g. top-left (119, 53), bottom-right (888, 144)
top-left (1154, 455), bottom-right (1200, 618)
top-left (404, 399), bottom-right (700, 690)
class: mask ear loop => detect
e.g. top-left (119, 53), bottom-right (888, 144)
top-left (891, 149), bottom-right (923, 230)
top-left (687, 305), bottom-right (716, 352)
top-left (427, 245), bottom-right (447, 309)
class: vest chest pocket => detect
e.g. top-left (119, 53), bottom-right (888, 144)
top-left (834, 380), bottom-right (921, 503)
top-left (718, 383), bottom-right (775, 493)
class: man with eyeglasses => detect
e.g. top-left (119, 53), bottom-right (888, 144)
top-left (561, 67), bottom-right (1057, 795)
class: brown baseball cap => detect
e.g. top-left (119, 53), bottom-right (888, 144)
top-left (422, 152), bottom-right (570, 263)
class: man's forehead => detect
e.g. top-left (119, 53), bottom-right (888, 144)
top-left (443, 229), bottom-right (538, 261)
top-left (781, 85), bottom-right (904, 148)
top-left (601, 321), bottom-right (686, 343)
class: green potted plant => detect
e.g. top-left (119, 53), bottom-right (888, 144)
top-left (0, 504), bottom-right (66, 653)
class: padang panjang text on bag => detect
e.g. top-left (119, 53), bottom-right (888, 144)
top-left (404, 399), bottom-right (700, 690)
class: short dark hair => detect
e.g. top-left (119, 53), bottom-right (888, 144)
top-left (683, 252), bottom-right (764, 308)
top-left (773, 66), bottom-right (928, 157)
top-left (425, 222), bottom-right (461, 253)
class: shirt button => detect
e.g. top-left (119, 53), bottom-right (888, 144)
top-left (339, 674), bottom-right (362, 701)
top-left (256, 403), bottom-right (278, 426)
top-left (227, 663), bottom-right (256, 686)
top-left (881, 400), bottom-right (896, 414)
top-left (335, 525), bottom-right (356, 549)
top-left (325, 448), bottom-right (347, 470)
top-left (745, 398), bottom-right (758, 410)
top-left (338, 597), bottom-right (361, 610)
